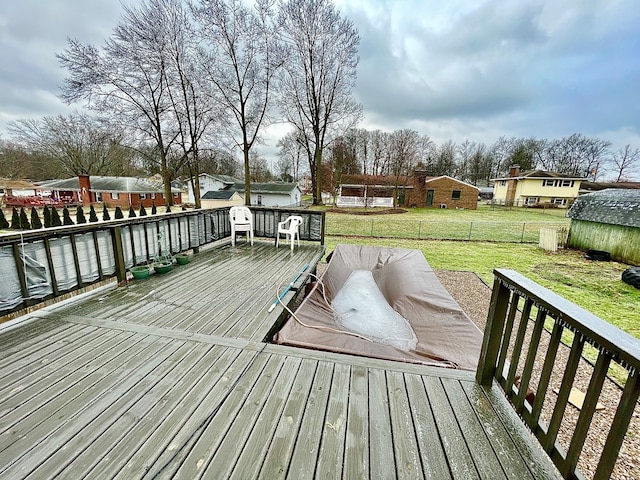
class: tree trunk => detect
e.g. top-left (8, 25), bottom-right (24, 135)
top-left (243, 145), bottom-right (251, 205)
top-left (313, 146), bottom-right (323, 205)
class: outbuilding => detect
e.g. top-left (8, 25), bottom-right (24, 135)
top-left (567, 189), bottom-right (640, 265)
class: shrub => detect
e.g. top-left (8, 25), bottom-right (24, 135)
top-left (0, 209), bottom-right (9, 229)
top-left (89, 205), bottom-right (99, 222)
top-left (76, 206), bottom-right (87, 224)
top-left (103, 204), bottom-right (111, 221)
top-left (114, 206), bottom-right (124, 219)
top-left (62, 207), bottom-right (75, 225)
top-left (30, 207), bottom-right (43, 229)
top-left (139, 204), bottom-right (147, 216)
top-left (10, 208), bottom-right (20, 229)
top-left (151, 202), bottom-right (157, 215)
top-left (43, 205), bottom-right (51, 228)
top-left (128, 206), bottom-right (136, 218)
top-left (51, 207), bottom-right (62, 227)
top-left (19, 208), bottom-right (31, 229)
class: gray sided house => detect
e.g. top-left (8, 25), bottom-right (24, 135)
top-left (567, 189), bottom-right (640, 265)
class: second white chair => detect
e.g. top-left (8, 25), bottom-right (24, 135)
top-left (276, 215), bottom-right (303, 251)
top-left (229, 206), bottom-right (254, 246)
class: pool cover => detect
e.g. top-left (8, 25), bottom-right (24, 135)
top-left (273, 244), bottom-right (483, 370)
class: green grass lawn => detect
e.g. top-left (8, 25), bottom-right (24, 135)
top-left (322, 204), bottom-right (570, 242)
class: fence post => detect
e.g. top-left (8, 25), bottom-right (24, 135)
top-left (468, 222), bottom-right (473, 241)
top-left (112, 226), bottom-right (127, 283)
top-left (521, 223), bottom-right (526, 242)
top-left (371, 219), bottom-right (374, 237)
top-left (418, 221), bottom-right (422, 239)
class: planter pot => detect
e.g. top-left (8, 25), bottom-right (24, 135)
top-left (153, 261), bottom-right (173, 274)
top-left (130, 265), bottom-right (151, 280)
top-left (175, 253), bottom-right (191, 265)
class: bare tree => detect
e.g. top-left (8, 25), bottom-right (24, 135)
top-left (9, 113), bottom-right (120, 176)
top-left (193, 0), bottom-right (282, 205)
top-left (610, 144), bottom-right (640, 181)
top-left (58, 0), bottom-right (184, 205)
top-left (277, 130), bottom-right (305, 181)
top-left (278, 0), bottom-right (362, 205)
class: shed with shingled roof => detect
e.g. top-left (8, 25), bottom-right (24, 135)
top-left (567, 189), bottom-right (640, 265)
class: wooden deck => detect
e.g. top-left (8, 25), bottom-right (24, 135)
top-left (0, 241), bottom-right (560, 479)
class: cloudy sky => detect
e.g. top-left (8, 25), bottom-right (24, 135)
top-left (1, 0), bottom-right (639, 173)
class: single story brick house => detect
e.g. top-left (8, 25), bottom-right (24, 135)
top-left (38, 175), bottom-right (182, 208)
top-left (338, 171), bottom-right (479, 209)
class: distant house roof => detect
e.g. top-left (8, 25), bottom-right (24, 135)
top-left (201, 190), bottom-right (238, 200)
top-left (568, 189), bottom-right (640, 228)
top-left (230, 182), bottom-right (300, 194)
top-left (424, 175), bottom-right (480, 190)
top-left (340, 174), bottom-right (413, 187)
top-left (200, 173), bottom-right (240, 185)
top-left (492, 170), bottom-right (586, 181)
top-left (39, 176), bottom-right (181, 194)
top-left (0, 178), bottom-right (37, 190)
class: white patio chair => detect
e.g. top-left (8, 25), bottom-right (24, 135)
top-left (229, 206), bottom-right (253, 246)
top-left (276, 215), bottom-right (303, 251)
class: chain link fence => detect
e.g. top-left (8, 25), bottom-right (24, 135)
top-left (326, 218), bottom-right (570, 243)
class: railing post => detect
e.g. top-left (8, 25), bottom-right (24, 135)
top-left (476, 274), bottom-right (511, 386)
top-left (112, 226), bottom-right (127, 283)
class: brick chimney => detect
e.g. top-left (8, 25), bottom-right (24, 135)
top-left (505, 166), bottom-right (520, 206)
top-left (78, 175), bottom-right (92, 206)
top-left (413, 170), bottom-right (428, 207)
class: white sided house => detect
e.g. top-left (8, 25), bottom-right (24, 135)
top-left (232, 182), bottom-right (302, 207)
top-left (186, 174), bottom-right (239, 204)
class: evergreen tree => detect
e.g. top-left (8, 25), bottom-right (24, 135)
top-left (114, 206), bottom-right (124, 219)
top-left (166, 206), bottom-right (171, 213)
top-left (102, 204), bottom-right (111, 221)
top-left (62, 207), bottom-right (74, 225)
top-left (43, 205), bottom-right (51, 228)
top-left (139, 204), bottom-right (147, 216)
top-left (51, 207), bottom-right (62, 227)
top-left (30, 207), bottom-right (43, 229)
top-left (151, 202), bottom-right (157, 215)
top-left (0, 209), bottom-right (9, 229)
top-left (76, 206), bottom-right (87, 224)
top-left (89, 205), bottom-right (99, 222)
top-left (128, 206), bottom-right (136, 218)
top-left (19, 207), bottom-right (31, 229)
top-left (10, 208), bottom-right (20, 229)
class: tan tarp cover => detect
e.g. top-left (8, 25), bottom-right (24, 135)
top-left (273, 244), bottom-right (483, 370)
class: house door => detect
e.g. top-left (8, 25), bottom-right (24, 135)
top-left (426, 189), bottom-right (434, 206)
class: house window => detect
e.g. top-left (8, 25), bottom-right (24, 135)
top-left (499, 180), bottom-right (506, 186)
top-left (451, 190), bottom-right (461, 200)
top-left (151, 193), bottom-right (156, 199)
top-left (552, 198), bottom-right (567, 205)
top-left (112, 193), bottom-right (120, 200)
top-left (96, 192), bottom-right (103, 202)
top-left (0, 188), bottom-right (5, 194)
top-left (140, 193), bottom-right (147, 199)
top-left (561, 180), bottom-right (574, 187)
top-left (542, 179), bottom-right (556, 186)
top-left (525, 197), bottom-right (539, 205)
top-left (173, 192), bottom-right (179, 198)
top-left (257, 194), bottom-right (263, 206)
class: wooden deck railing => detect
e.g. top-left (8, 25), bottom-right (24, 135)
top-left (0, 206), bottom-right (324, 316)
top-left (477, 269), bottom-right (640, 479)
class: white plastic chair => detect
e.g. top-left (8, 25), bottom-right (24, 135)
top-left (229, 206), bottom-right (254, 246)
top-left (276, 215), bottom-right (303, 251)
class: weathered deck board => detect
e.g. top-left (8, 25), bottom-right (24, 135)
top-left (0, 241), bottom-right (561, 479)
